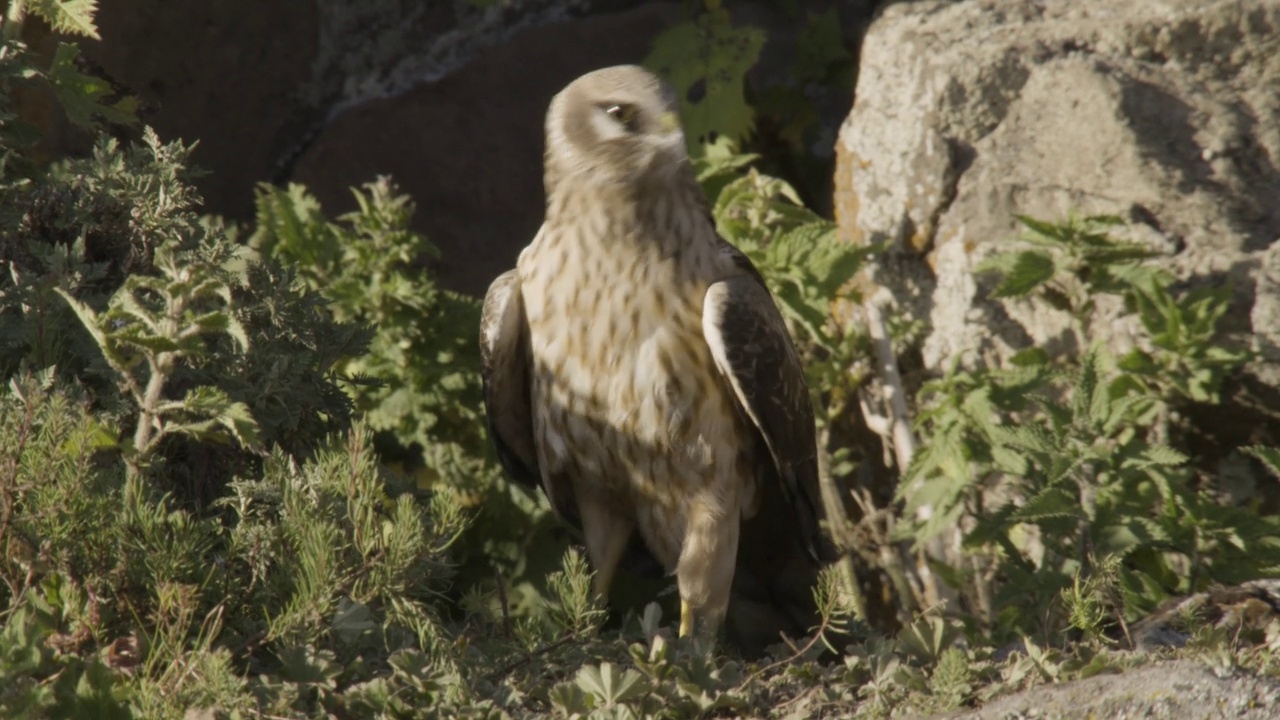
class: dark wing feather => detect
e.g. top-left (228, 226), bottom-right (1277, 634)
top-left (479, 270), bottom-right (542, 488)
top-left (480, 268), bottom-right (662, 576)
top-left (702, 244), bottom-right (835, 565)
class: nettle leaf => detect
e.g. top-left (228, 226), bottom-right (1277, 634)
top-left (1009, 347), bottom-right (1052, 368)
top-left (989, 424), bottom-right (1056, 457)
top-left (1095, 261), bottom-right (1169, 295)
top-left (1068, 346), bottom-right (1099, 421)
top-left (695, 141), bottom-right (760, 187)
top-left (112, 290), bottom-right (162, 333)
top-left (773, 221), bottom-right (872, 297)
top-left (991, 445), bottom-right (1030, 476)
top-left (53, 287), bottom-right (131, 373)
top-left (1117, 348), bottom-right (1157, 375)
top-left (1014, 214), bottom-right (1074, 244)
top-left (1010, 486), bottom-right (1081, 522)
top-left (1094, 521), bottom-right (1146, 557)
top-left (979, 250), bottom-right (1056, 298)
top-left (111, 325), bottom-right (179, 353)
top-left (29, 0), bottom-right (101, 38)
top-left (1075, 347), bottom-right (1112, 427)
top-left (46, 44), bottom-right (135, 128)
top-left (1245, 445), bottom-right (1280, 480)
top-left (179, 386), bottom-right (262, 449)
top-left (645, 12), bottom-right (765, 153)
top-left (187, 310), bottom-right (250, 352)
top-left (1137, 444), bottom-right (1189, 468)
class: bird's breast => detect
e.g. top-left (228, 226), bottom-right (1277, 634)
top-left (519, 233), bottom-right (742, 495)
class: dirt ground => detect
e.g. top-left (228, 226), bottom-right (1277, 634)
top-left (926, 660), bottom-right (1280, 720)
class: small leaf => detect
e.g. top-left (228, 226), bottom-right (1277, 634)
top-left (1010, 486), bottom-right (1081, 522)
top-left (549, 683), bottom-right (591, 714)
top-left (30, 0), bottom-right (101, 39)
top-left (644, 14), bottom-right (765, 153)
top-left (575, 662), bottom-right (646, 707)
top-left (46, 43), bottom-right (137, 128)
top-left (1245, 445), bottom-right (1280, 481)
top-left (980, 250), bottom-right (1056, 298)
top-left (1015, 214), bottom-right (1071, 243)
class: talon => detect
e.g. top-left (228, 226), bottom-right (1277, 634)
top-left (679, 599), bottom-right (694, 638)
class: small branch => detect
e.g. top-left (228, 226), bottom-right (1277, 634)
top-left (863, 296), bottom-right (917, 471)
top-left (131, 352), bottom-right (173, 472)
top-left (865, 291), bottom-right (958, 611)
top-left (494, 569), bottom-right (513, 638)
top-left (814, 427), bottom-right (865, 621)
top-left (484, 633), bottom-right (578, 680)
top-left (737, 606), bottom-right (840, 691)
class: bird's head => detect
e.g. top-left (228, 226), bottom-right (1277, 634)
top-left (544, 65), bottom-right (688, 192)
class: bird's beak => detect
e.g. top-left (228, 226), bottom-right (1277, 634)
top-left (655, 110), bottom-right (686, 157)
top-left (658, 111), bottom-right (681, 135)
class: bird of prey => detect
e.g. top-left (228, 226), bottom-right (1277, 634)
top-left (480, 65), bottom-right (833, 649)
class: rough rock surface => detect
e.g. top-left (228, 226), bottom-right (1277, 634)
top-left (921, 659), bottom-right (1280, 720)
top-left (835, 0), bottom-right (1280, 436)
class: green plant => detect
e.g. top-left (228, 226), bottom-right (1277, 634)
top-left (250, 180), bottom-right (488, 487)
top-left (2, 132), bottom-right (368, 499)
top-left (0, 586), bottom-right (133, 720)
top-left (55, 216), bottom-right (259, 477)
top-left (901, 214), bottom-right (1277, 641)
top-left (644, 1), bottom-right (764, 154)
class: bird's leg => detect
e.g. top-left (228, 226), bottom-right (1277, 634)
top-left (679, 598), bottom-right (696, 637)
top-left (576, 490), bottom-right (636, 601)
top-left (676, 496), bottom-right (740, 640)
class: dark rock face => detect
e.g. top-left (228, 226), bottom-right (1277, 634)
top-left (290, 3), bottom-right (682, 296)
top-left (54, 1), bottom-right (870, 297)
top-left (58, 0), bottom-right (683, 296)
top-left (82, 1), bottom-right (321, 218)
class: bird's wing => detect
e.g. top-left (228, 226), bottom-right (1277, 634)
top-left (479, 269), bottom-right (579, 523)
top-left (480, 269), bottom-right (667, 580)
top-left (479, 270), bottom-right (539, 487)
top-left (702, 243), bottom-right (835, 564)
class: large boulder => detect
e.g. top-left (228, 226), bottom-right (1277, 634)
top-left (835, 0), bottom-right (1280, 439)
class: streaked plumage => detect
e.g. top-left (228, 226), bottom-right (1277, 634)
top-left (480, 65), bottom-right (833, 650)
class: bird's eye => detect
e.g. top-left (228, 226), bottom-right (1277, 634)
top-left (603, 103), bottom-right (640, 131)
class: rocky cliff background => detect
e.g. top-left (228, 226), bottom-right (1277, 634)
top-left (21, 0), bottom-right (870, 296)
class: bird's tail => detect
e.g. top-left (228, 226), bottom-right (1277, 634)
top-left (724, 482), bottom-right (837, 658)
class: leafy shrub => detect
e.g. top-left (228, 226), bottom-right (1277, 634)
top-left (245, 177), bottom-right (567, 628)
top-left (900, 214), bottom-right (1280, 640)
top-left (1, 6), bottom-right (472, 717)
top-left (250, 180), bottom-right (488, 488)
